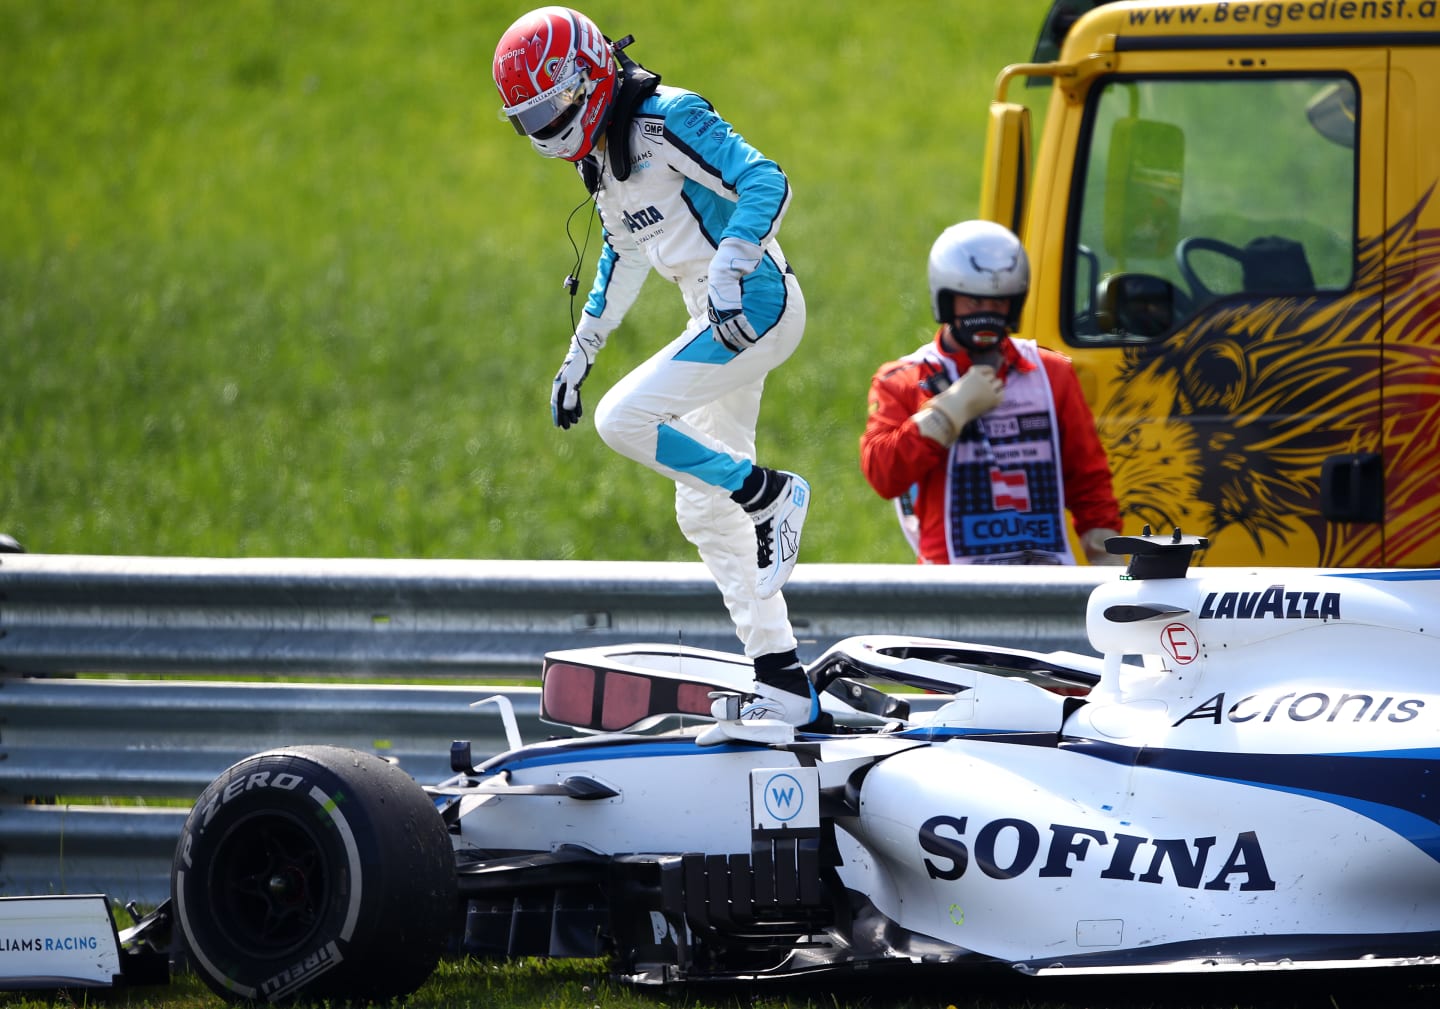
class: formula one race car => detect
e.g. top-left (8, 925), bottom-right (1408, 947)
top-left (160, 530), bottom-right (1440, 1003)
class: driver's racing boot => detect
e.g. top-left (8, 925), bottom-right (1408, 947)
top-left (746, 650), bottom-right (820, 725)
top-left (740, 680), bottom-right (819, 726)
top-left (696, 691), bottom-right (796, 745)
top-left (696, 653), bottom-right (819, 746)
top-left (733, 467), bottom-right (810, 600)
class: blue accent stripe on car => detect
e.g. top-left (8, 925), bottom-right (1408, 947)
top-left (484, 738), bottom-right (757, 775)
top-left (1323, 569), bottom-right (1440, 581)
top-left (1059, 739), bottom-right (1440, 862)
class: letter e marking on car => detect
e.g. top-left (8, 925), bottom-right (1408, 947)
top-left (1162, 623), bottom-right (1198, 664)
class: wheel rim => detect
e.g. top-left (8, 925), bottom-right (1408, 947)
top-left (206, 809), bottom-right (331, 957)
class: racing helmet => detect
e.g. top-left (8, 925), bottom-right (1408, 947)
top-left (493, 7), bottom-right (618, 161)
top-left (928, 220), bottom-right (1030, 330)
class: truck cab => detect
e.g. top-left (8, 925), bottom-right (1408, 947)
top-left (984, 0), bottom-right (1440, 565)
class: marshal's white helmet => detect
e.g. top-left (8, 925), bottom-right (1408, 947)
top-left (928, 220), bottom-right (1030, 328)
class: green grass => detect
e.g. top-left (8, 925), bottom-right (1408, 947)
top-left (2, 956), bottom-right (1438, 1009)
top-left (0, 0), bottom-right (1048, 565)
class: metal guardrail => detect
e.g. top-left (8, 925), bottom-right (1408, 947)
top-left (0, 553), bottom-right (1109, 906)
top-left (1, 681), bottom-right (541, 907)
top-left (0, 554), bottom-right (1108, 674)
top-left (2, 679), bottom-right (541, 798)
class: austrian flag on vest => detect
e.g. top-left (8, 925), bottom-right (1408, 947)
top-left (989, 468), bottom-right (1031, 512)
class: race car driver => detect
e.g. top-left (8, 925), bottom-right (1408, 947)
top-left (492, 6), bottom-right (817, 725)
top-left (860, 220), bottom-right (1124, 565)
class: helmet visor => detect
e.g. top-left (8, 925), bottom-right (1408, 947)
top-left (501, 70), bottom-right (587, 137)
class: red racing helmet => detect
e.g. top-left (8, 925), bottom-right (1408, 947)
top-left (493, 6), bottom-right (618, 162)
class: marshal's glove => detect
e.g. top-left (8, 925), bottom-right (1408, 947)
top-left (707, 236), bottom-right (764, 353)
top-left (550, 329), bottom-right (606, 430)
top-left (1082, 527), bottom-right (1127, 566)
top-left (912, 365), bottom-right (1004, 445)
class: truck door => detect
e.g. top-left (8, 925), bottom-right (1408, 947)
top-left (1050, 52), bottom-right (1393, 566)
top-left (1378, 48), bottom-right (1440, 566)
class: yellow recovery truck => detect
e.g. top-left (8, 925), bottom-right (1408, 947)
top-left (984, 0), bottom-right (1439, 565)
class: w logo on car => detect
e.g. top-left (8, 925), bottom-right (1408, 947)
top-left (750, 767), bottom-right (820, 832)
top-left (764, 774), bottom-right (803, 820)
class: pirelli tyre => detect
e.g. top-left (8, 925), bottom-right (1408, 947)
top-left (171, 745), bottom-right (458, 1004)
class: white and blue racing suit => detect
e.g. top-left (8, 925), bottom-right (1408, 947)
top-left (577, 84), bottom-right (805, 659)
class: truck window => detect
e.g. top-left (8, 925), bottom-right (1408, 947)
top-left (1065, 76), bottom-right (1357, 346)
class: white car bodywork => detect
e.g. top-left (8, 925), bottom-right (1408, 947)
top-left (440, 533), bottom-right (1440, 983)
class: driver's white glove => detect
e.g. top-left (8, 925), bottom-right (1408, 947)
top-left (550, 328), bottom-right (606, 430)
top-left (1082, 527), bottom-right (1127, 566)
top-left (912, 366), bottom-right (1004, 445)
top-left (707, 236), bottom-right (764, 352)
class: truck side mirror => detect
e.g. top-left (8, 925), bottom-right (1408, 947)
top-left (1104, 118), bottom-right (1184, 260)
top-left (1094, 273), bottom-right (1181, 338)
top-left (1306, 82), bottom-right (1356, 150)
